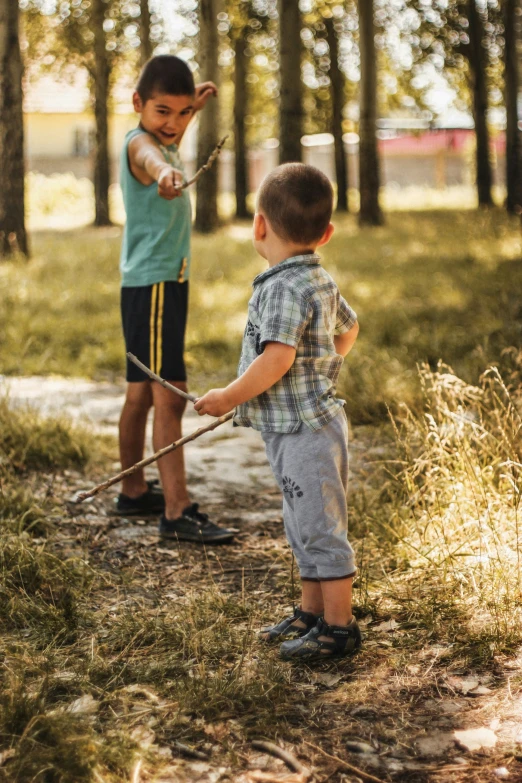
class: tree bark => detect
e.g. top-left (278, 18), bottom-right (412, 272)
top-left (357, 0), bottom-right (383, 226)
top-left (195, 0), bottom-right (220, 233)
top-left (503, 0), bottom-right (521, 213)
top-left (278, 0), bottom-right (302, 163)
top-left (234, 32), bottom-right (250, 218)
top-left (140, 0), bottom-right (152, 67)
top-left (91, 0), bottom-right (112, 226)
top-left (467, 0), bottom-right (493, 207)
top-left (0, 0), bottom-right (28, 257)
top-left (325, 16), bottom-right (348, 212)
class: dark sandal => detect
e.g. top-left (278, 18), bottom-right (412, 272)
top-left (259, 607), bottom-right (321, 642)
top-left (279, 617), bottom-right (362, 660)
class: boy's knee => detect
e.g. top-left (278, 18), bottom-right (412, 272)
top-left (152, 382), bottom-right (188, 416)
top-left (125, 382), bottom-right (153, 411)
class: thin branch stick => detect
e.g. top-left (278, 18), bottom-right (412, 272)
top-left (127, 353), bottom-right (197, 402)
top-left (75, 411), bottom-right (234, 502)
top-left (304, 742), bottom-right (384, 783)
top-left (182, 135), bottom-right (228, 188)
top-left (252, 741), bottom-right (311, 779)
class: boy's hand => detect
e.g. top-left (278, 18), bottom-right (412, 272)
top-left (194, 389), bottom-right (233, 418)
top-left (193, 81), bottom-right (218, 112)
top-left (157, 167), bottom-right (184, 200)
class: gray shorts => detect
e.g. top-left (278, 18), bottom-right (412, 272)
top-left (262, 410), bottom-right (356, 581)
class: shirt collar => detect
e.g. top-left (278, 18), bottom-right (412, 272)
top-left (253, 253), bottom-right (321, 286)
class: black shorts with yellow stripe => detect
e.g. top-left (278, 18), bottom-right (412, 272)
top-left (121, 281), bottom-right (189, 382)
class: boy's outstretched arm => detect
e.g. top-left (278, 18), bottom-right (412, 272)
top-left (334, 321), bottom-right (359, 357)
top-left (194, 342), bottom-right (296, 418)
top-left (129, 134), bottom-right (184, 199)
top-left (174, 81), bottom-right (218, 147)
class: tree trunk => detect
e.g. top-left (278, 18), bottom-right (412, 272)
top-left (140, 0), bottom-right (152, 67)
top-left (0, 0), bottom-right (28, 257)
top-left (503, 0), bottom-right (521, 214)
top-left (357, 0), bottom-right (383, 226)
top-left (278, 0), bottom-right (302, 163)
top-left (325, 16), bottom-right (348, 213)
top-left (234, 32), bottom-right (250, 218)
top-left (467, 0), bottom-right (493, 207)
top-left (195, 0), bottom-right (220, 233)
top-left (91, 0), bottom-right (112, 226)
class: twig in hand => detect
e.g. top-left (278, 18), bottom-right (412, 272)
top-left (304, 741), bottom-right (384, 783)
top-left (74, 411), bottom-right (234, 502)
top-left (252, 741), bottom-right (311, 779)
top-left (127, 353), bottom-right (197, 403)
top-left (182, 135), bottom-right (228, 188)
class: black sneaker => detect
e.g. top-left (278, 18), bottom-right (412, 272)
top-left (115, 480), bottom-right (165, 516)
top-left (159, 503), bottom-right (235, 544)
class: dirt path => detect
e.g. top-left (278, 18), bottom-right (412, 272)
top-left (3, 377), bottom-right (522, 783)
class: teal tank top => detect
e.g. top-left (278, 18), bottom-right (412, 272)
top-left (119, 128), bottom-right (191, 287)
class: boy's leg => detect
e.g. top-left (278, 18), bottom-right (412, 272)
top-left (151, 380), bottom-right (191, 519)
top-left (119, 380), bottom-right (153, 498)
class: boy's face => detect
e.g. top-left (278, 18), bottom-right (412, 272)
top-left (133, 91), bottom-right (194, 145)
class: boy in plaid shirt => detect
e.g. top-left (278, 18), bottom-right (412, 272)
top-left (195, 163), bottom-right (361, 660)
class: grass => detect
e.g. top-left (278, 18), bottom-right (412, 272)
top-left (1, 359), bottom-right (522, 777)
top-left (2, 185), bottom-right (522, 778)
top-left (1, 205), bottom-right (521, 424)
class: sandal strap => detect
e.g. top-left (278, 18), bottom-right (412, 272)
top-left (261, 608), bottom-right (320, 640)
top-left (279, 617), bottom-right (361, 659)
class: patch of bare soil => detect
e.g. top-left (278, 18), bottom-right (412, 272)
top-left (4, 377), bottom-right (522, 783)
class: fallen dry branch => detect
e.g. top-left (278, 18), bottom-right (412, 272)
top-left (127, 352), bottom-right (197, 402)
top-left (251, 741), bottom-right (311, 779)
top-left (75, 411), bottom-right (234, 502)
top-left (304, 742), bottom-right (384, 783)
top-left (182, 135), bottom-right (228, 188)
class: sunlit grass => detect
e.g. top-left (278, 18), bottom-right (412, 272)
top-left (4, 192), bottom-right (522, 423)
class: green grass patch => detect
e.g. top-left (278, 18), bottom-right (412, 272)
top-left (1, 209), bottom-right (521, 423)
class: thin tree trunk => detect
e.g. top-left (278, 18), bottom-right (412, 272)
top-left (195, 0), bottom-right (220, 233)
top-left (278, 0), bottom-right (302, 163)
top-left (325, 16), bottom-right (348, 212)
top-left (504, 0), bottom-right (521, 213)
top-left (467, 0), bottom-right (493, 207)
top-left (357, 0), bottom-right (383, 226)
top-left (234, 31), bottom-right (250, 218)
top-left (0, 0), bottom-right (28, 257)
top-left (140, 0), bottom-right (152, 67)
top-left (92, 0), bottom-right (111, 226)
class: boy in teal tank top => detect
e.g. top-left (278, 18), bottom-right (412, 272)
top-left (117, 55), bottom-right (235, 544)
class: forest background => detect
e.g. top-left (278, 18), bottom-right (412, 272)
top-left (0, 2), bottom-right (522, 782)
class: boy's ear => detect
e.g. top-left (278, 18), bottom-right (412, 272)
top-left (132, 91), bottom-right (143, 113)
top-left (316, 222), bottom-right (334, 248)
top-left (253, 212), bottom-right (267, 241)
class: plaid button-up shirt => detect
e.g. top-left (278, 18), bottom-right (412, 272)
top-left (233, 253), bottom-right (357, 433)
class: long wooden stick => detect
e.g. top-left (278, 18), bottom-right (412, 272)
top-left (182, 135), bottom-right (228, 188)
top-left (127, 353), bottom-right (197, 403)
top-left (75, 411), bottom-right (234, 502)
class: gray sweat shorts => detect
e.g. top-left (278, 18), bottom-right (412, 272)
top-left (262, 410), bottom-right (356, 581)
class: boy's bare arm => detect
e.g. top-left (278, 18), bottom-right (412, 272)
top-left (128, 134), bottom-right (183, 199)
top-left (334, 321), bottom-right (359, 357)
top-left (174, 81), bottom-right (218, 147)
top-left (194, 342), bottom-right (296, 418)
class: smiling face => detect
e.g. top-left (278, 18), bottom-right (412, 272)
top-left (133, 91), bottom-right (194, 146)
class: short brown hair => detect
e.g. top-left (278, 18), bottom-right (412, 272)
top-left (137, 55), bottom-right (195, 102)
top-left (257, 163), bottom-right (333, 245)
